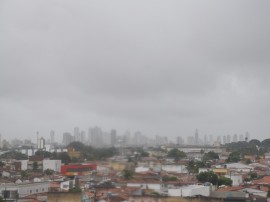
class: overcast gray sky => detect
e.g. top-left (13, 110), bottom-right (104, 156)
top-left (1, 0), bottom-right (270, 142)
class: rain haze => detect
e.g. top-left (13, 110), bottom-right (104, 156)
top-left (1, 0), bottom-right (270, 142)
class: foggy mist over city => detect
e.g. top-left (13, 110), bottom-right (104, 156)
top-left (1, 0), bottom-right (270, 142)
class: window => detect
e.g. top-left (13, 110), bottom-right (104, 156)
top-left (36, 189), bottom-right (38, 193)
top-left (30, 190), bottom-right (32, 194)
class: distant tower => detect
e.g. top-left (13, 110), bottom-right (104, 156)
top-left (223, 136), bottom-right (227, 144)
top-left (239, 134), bottom-right (244, 141)
top-left (226, 134), bottom-right (231, 144)
top-left (209, 134), bottom-right (213, 145)
top-left (36, 131), bottom-right (39, 149)
top-left (110, 129), bottom-right (117, 146)
top-left (204, 134), bottom-right (208, 145)
top-left (50, 130), bottom-right (55, 144)
top-left (217, 136), bottom-right (221, 144)
top-left (176, 136), bottom-right (184, 145)
top-left (74, 127), bottom-right (80, 141)
top-left (233, 134), bottom-right (238, 142)
top-left (245, 132), bottom-right (250, 142)
top-left (38, 137), bottom-right (45, 149)
top-left (195, 129), bottom-right (199, 145)
top-left (80, 131), bottom-right (86, 143)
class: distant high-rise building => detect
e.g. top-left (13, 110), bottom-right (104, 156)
top-left (110, 129), bottom-right (117, 146)
top-left (50, 130), bottom-right (55, 144)
top-left (217, 136), bottom-right (221, 144)
top-left (176, 136), bottom-right (184, 145)
top-left (226, 135), bottom-right (231, 144)
top-left (38, 137), bottom-right (45, 149)
top-left (239, 134), bottom-right (244, 141)
top-left (63, 132), bottom-right (74, 146)
top-left (80, 131), bottom-right (86, 143)
top-left (195, 129), bottom-right (199, 145)
top-left (187, 136), bottom-right (195, 145)
top-left (245, 132), bottom-right (250, 142)
top-left (123, 131), bottom-right (131, 145)
top-left (89, 127), bottom-right (103, 146)
top-left (74, 127), bottom-right (80, 142)
top-left (223, 136), bottom-right (227, 144)
top-left (209, 134), bottom-right (213, 145)
top-left (232, 134), bottom-right (238, 142)
top-left (204, 134), bottom-right (208, 145)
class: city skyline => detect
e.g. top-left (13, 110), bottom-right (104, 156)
top-left (1, 1), bottom-right (270, 140)
top-left (0, 126), bottom-right (253, 147)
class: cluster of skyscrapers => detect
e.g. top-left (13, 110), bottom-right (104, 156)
top-left (176, 129), bottom-right (251, 146)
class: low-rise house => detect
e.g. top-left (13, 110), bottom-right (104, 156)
top-left (225, 163), bottom-right (253, 173)
top-left (161, 165), bottom-right (187, 174)
top-left (28, 156), bottom-right (44, 170)
top-left (0, 181), bottom-right (50, 198)
top-left (168, 185), bottom-right (210, 197)
top-left (43, 159), bottom-right (61, 172)
top-left (127, 181), bottom-right (163, 191)
top-left (225, 174), bottom-right (243, 186)
top-left (135, 166), bottom-right (150, 173)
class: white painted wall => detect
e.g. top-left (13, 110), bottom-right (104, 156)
top-left (225, 174), bottom-right (243, 186)
top-left (135, 166), bottom-right (150, 173)
top-left (168, 185), bottom-right (210, 197)
top-left (162, 165), bottom-right (187, 173)
top-left (43, 160), bottom-right (61, 172)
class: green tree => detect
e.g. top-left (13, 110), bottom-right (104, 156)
top-left (0, 161), bottom-right (5, 167)
top-left (203, 151), bottom-right (219, 162)
top-left (71, 157), bottom-right (79, 163)
top-left (197, 171), bottom-right (218, 185)
top-left (186, 160), bottom-right (206, 174)
top-left (33, 162), bottom-right (38, 171)
top-left (44, 169), bottom-right (54, 175)
top-left (122, 169), bottom-right (133, 180)
top-left (226, 151), bottom-right (241, 163)
top-left (0, 151), bottom-right (28, 160)
top-left (35, 150), bottom-right (52, 158)
top-left (167, 149), bottom-right (186, 163)
top-left (218, 177), bottom-right (232, 186)
top-left (162, 175), bottom-right (177, 182)
top-left (21, 170), bottom-right (28, 179)
top-left (68, 187), bottom-right (82, 193)
top-left (55, 152), bottom-right (71, 165)
top-left (249, 171), bottom-right (258, 180)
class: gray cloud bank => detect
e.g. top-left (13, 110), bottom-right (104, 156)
top-left (1, 0), bottom-right (270, 141)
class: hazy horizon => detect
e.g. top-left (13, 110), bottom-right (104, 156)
top-left (1, 0), bottom-right (270, 142)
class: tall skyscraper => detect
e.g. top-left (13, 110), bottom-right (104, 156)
top-left (223, 135), bottom-right (227, 144)
top-left (74, 127), bottom-right (80, 142)
top-left (209, 134), bottom-right (213, 145)
top-left (187, 136), bottom-right (195, 145)
top-left (217, 136), bottom-right (221, 144)
top-left (226, 134), bottom-right (231, 144)
top-left (80, 131), bottom-right (86, 143)
top-left (110, 129), bottom-right (117, 146)
top-left (239, 134), bottom-right (244, 141)
top-left (38, 137), bottom-right (45, 149)
top-left (195, 129), bottom-right (199, 145)
top-left (89, 126), bottom-right (103, 147)
top-left (204, 134), bottom-right (208, 145)
top-left (50, 130), bottom-right (55, 144)
top-left (232, 134), bottom-right (238, 142)
top-left (245, 132), bottom-right (250, 142)
top-left (176, 136), bottom-right (184, 145)
top-left (63, 132), bottom-right (74, 146)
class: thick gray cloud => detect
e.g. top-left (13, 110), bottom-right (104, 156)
top-left (1, 0), bottom-right (270, 141)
